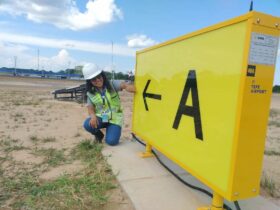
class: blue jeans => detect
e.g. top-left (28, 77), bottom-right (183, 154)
top-left (83, 117), bottom-right (121, 146)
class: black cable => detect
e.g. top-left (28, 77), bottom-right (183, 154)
top-left (234, 201), bottom-right (241, 210)
top-left (131, 133), bottom-right (241, 210)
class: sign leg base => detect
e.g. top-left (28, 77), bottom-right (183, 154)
top-left (197, 192), bottom-right (225, 210)
top-left (138, 143), bottom-right (154, 158)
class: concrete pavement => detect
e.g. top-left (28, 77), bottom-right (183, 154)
top-left (102, 140), bottom-right (280, 210)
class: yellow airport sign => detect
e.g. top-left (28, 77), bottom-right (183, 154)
top-left (132, 11), bottom-right (280, 201)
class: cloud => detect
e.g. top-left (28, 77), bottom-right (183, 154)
top-left (47, 49), bottom-right (77, 71)
top-left (0, 0), bottom-right (122, 30)
top-left (127, 34), bottom-right (157, 49)
top-left (0, 41), bottom-right (78, 71)
top-left (0, 32), bottom-right (135, 57)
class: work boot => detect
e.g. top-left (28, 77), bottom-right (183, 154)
top-left (94, 130), bottom-right (104, 143)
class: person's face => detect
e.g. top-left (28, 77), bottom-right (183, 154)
top-left (91, 74), bottom-right (103, 89)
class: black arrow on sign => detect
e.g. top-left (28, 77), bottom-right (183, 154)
top-left (143, 80), bottom-right (162, 111)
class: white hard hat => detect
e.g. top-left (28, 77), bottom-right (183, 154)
top-left (82, 63), bottom-right (102, 80)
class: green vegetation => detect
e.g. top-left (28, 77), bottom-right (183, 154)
top-left (11, 99), bottom-right (40, 106)
top-left (0, 140), bottom-right (115, 209)
top-left (268, 120), bottom-right (280, 127)
top-left (42, 137), bottom-right (56, 143)
top-left (61, 68), bottom-right (134, 80)
top-left (30, 136), bottom-right (56, 143)
top-left (0, 137), bottom-right (27, 152)
top-left (264, 150), bottom-right (280, 156)
top-left (33, 148), bottom-right (66, 167)
top-left (71, 140), bottom-right (104, 163)
top-left (261, 173), bottom-right (276, 197)
top-left (30, 135), bottom-right (40, 142)
top-left (104, 71), bottom-right (134, 81)
top-left (269, 108), bottom-right (279, 118)
top-left (273, 85), bottom-right (280, 93)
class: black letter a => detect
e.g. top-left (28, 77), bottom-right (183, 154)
top-left (172, 70), bottom-right (203, 140)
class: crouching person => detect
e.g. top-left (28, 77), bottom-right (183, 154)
top-left (82, 63), bottom-right (135, 146)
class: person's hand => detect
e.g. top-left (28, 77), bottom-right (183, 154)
top-left (90, 115), bottom-right (98, 128)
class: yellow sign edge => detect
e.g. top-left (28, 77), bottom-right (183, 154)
top-left (227, 13), bottom-right (280, 200)
top-left (226, 16), bottom-right (254, 201)
top-left (136, 11), bottom-right (280, 56)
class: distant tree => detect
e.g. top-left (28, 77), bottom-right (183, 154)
top-left (104, 71), bottom-right (112, 80)
top-left (58, 70), bottom-right (65, 74)
top-left (115, 72), bottom-right (126, 80)
top-left (129, 75), bottom-right (135, 82)
top-left (273, 85), bottom-right (280, 93)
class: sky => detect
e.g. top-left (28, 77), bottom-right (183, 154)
top-left (0, 0), bottom-right (279, 83)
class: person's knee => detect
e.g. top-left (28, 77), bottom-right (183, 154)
top-left (83, 118), bottom-right (90, 131)
top-left (105, 124), bottom-right (121, 146)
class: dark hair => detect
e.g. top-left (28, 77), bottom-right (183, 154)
top-left (86, 71), bottom-right (114, 94)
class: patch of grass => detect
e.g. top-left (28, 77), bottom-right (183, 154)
top-left (261, 173), bottom-right (276, 197)
top-left (0, 137), bottom-right (26, 153)
top-left (1, 170), bottom-right (114, 209)
top-left (268, 120), bottom-right (280, 127)
top-left (30, 136), bottom-right (56, 143)
top-left (0, 171), bottom-right (37, 205)
top-left (12, 100), bottom-right (21, 106)
top-left (30, 135), bottom-right (39, 142)
top-left (33, 148), bottom-right (66, 167)
top-left (10, 112), bottom-right (25, 123)
top-left (10, 99), bottom-right (39, 106)
top-left (264, 150), bottom-right (280, 156)
top-left (0, 139), bottom-right (11, 148)
top-left (71, 140), bottom-right (103, 163)
top-left (0, 167), bottom-right (4, 176)
top-left (269, 108), bottom-right (279, 118)
top-left (0, 140), bottom-right (115, 209)
top-left (30, 172), bottom-right (114, 209)
top-left (42, 137), bottom-right (56, 143)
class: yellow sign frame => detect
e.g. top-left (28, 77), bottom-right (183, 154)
top-left (132, 11), bottom-right (280, 201)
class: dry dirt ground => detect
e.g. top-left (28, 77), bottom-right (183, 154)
top-left (262, 94), bottom-right (280, 206)
top-left (0, 76), bottom-right (134, 210)
top-left (0, 76), bottom-right (279, 208)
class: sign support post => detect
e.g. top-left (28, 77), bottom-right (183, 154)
top-left (139, 143), bottom-right (154, 158)
top-left (198, 192), bottom-right (225, 210)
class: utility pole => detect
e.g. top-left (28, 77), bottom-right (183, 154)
top-left (37, 48), bottom-right (42, 77)
top-left (14, 56), bottom-right (17, 76)
top-left (37, 48), bottom-right (40, 71)
top-left (67, 61), bottom-right (71, 79)
top-left (111, 41), bottom-right (115, 80)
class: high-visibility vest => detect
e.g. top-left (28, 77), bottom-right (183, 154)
top-left (87, 88), bottom-right (123, 126)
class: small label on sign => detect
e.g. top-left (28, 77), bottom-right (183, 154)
top-left (249, 32), bottom-right (279, 66)
top-left (247, 65), bottom-right (256, 77)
